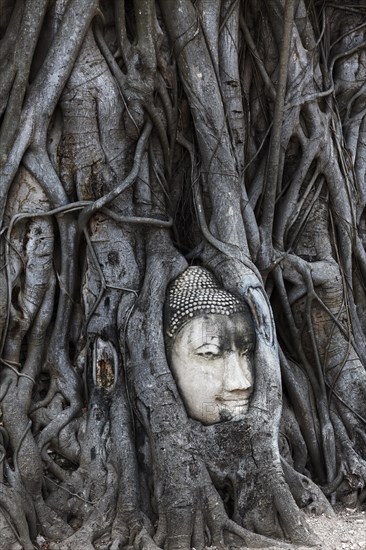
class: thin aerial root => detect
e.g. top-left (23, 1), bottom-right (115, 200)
top-left (78, 121), bottom-right (153, 231)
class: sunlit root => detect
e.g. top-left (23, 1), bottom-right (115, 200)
top-left (151, 477), bottom-right (299, 550)
top-left (281, 459), bottom-right (334, 517)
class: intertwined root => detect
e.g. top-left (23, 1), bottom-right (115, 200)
top-left (1, 1), bottom-right (366, 548)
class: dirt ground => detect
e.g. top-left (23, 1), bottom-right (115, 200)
top-left (261, 506), bottom-right (366, 550)
top-left (300, 506), bottom-right (366, 550)
top-left (34, 505), bottom-right (366, 550)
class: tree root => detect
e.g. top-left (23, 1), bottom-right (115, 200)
top-left (0, 485), bottom-right (34, 550)
top-left (281, 459), bottom-right (335, 517)
top-left (0, 509), bottom-right (22, 550)
top-left (149, 479), bottom-right (300, 550)
top-left (235, 461), bottom-right (319, 547)
top-left (204, 482), bottom-right (298, 549)
top-left (48, 465), bottom-right (117, 550)
top-left (1, 4), bottom-right (366, 549)
top-left (331, 411), bottom-right (366, 506)
top-left (34, 497), bottom-right (74, 541)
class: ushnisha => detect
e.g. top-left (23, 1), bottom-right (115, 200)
top-left (165, 266), bottom-right (248, 338)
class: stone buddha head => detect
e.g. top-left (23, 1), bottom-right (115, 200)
top-left (165, 267), bottom-right (256, 425)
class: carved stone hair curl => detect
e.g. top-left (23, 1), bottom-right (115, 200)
top-left (164, 266), bottom-right (249, 338)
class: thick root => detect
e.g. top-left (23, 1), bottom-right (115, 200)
top-left (0, 509), bottom-right (23, 550)
top-left (34, 497), bottom-right (74, 541)
top-left (281, 459), bottom-right (335, 517)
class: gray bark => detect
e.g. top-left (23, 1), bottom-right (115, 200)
top-left (0, 0), bottom-right (365, 548)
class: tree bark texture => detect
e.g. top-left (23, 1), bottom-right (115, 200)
top-left (0, 0), bottom-right (365, 548)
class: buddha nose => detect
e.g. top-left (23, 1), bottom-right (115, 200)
top-left (223, 352), bottom-right (252, 392)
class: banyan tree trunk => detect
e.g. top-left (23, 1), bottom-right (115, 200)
top-left (0, 0), bottom-right (365, 548)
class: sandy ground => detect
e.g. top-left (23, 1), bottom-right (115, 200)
top-left (260, 506), bottom-right (366, 550)
top-left (36, 505), bottom-right (366, 550)
top-left (299, 507), bottom-right (366, 550)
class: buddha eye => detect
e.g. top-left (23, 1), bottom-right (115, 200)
top-left (195, 346), bottom-right (221, 359)
top-left (198, 351), bottom-right (215, 359)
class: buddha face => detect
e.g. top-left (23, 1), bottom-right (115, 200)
top-left (168, 312), bottom-right (255, 425)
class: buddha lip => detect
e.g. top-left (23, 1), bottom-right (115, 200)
top-left (217, 396), bottom-right (250, 402)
